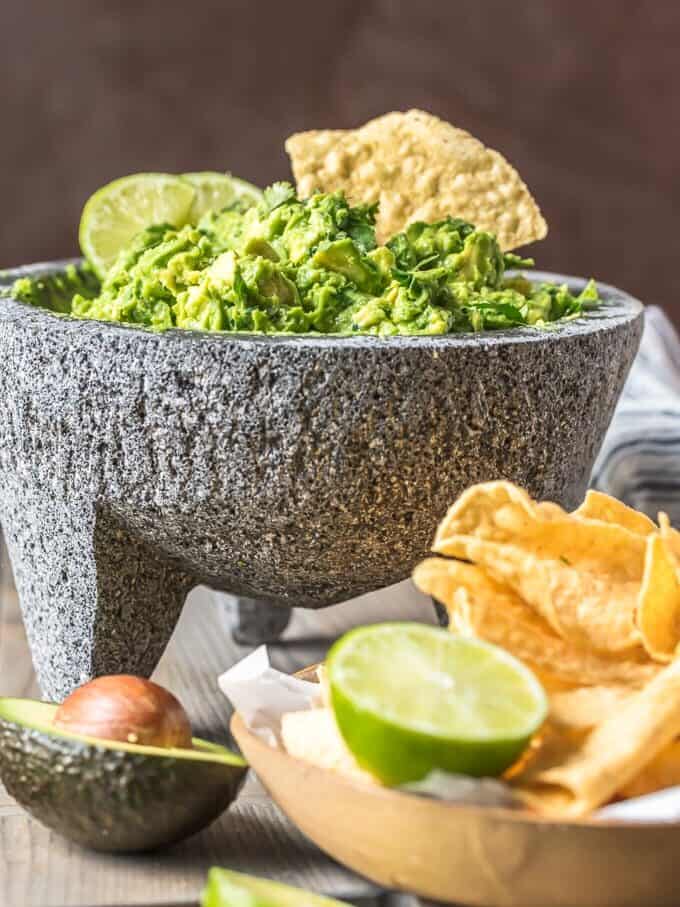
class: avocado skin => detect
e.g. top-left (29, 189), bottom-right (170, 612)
top-left (0, 717), bottom-right (247, 852)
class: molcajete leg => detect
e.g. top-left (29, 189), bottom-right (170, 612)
top-left (232, 597), bottom-right (292, 645)
top-left (2, 494), bottom-right (195, 700)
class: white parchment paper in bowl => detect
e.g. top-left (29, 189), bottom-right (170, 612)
top-left (218, 646), bottom-right (322, 746)
top-left (597, 788), bottom-right (680, 822)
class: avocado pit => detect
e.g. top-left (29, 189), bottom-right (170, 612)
top-left (53, 674), bottom-right (193, 749)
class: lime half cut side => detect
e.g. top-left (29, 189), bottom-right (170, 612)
top-left (79, 173), bottom-right (196, 278)
top-left (327, 622), bottom-right (548, 785)
top-left (182, 171), bottom-right (263, 223)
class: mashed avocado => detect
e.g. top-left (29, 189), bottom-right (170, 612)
top-left (8, 183), bottom-right (598, 335)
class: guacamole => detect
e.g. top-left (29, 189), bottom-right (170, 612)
top-left (8, 183), bottom-right (597, 335)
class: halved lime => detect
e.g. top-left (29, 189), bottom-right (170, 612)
top-left (202, 867), bottom-right (351, 907)
top-left (79, 173), bottom-right (195, 278)
top-left (182, 171), bottom-right (263, 223)
top-left (327, 623), bottom-right (547, 785)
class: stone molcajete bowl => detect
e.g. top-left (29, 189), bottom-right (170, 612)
top-left (0, 262), bottom-right (642, 700)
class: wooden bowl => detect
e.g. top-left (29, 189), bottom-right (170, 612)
top-left (231, 674), bottom-right (680, 907)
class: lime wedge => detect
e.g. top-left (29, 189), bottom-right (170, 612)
top-left (79, 173), bottom-right (195, 278)
top-left (182, 171), bottom-right (263, 222)
top-left (202, 867), bottom-right (351, 907)
top-left (327, 623), bottom-right (547, 785)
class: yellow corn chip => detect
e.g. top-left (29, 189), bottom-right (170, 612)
top-left (514, 658), bottom-right (680, 816)
top-left (432, 482), bottom-right (647, 654)
top-left (416, 481), bottom-right (680, 815)
top-left (618, 741), bottom-right (680, 799)
top-left (574, 490), bottom-right (657, 535)
top-left (315, 663), bottom-right (331, 706)
top-left (434, 482), bottom-right (646, 578)
top-left (434, 481), bottom-right (559, 548)
top-left (447, 536), bottom-right (642, 655)
top-left (636, 533), bottom-right (680, 662)
top-left (280, 708), bottom-right (375, 784)
top-left (285, 110), bottom-right (547, 249)
top-left (659, 511), bottom-right (680, 561)
top-left (548, 685), bottom-right (634, 730)
top-left (413, 558), bottom-right (657, 689)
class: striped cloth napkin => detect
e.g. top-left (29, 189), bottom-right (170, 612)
top-left (592, 305), bottom-right (680, 523)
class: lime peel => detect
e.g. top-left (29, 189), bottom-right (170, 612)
top-left (201, 866), bottom-right (352, 906)
top-left (79, 173), bottom-right (196, 278)
top-left (182, 171), bottom-right (262, 223)
top-left (78, 171), bottom-right (262, 279)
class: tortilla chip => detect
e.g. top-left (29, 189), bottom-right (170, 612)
top-left (514, 658), bottom-right (680, 816)
top-left (434, 482), bottom-right (646, 578)
top-left (659, 511), bottom-right (680, 561)
top-left (315, 663), bottom-right (331, 706)
top-left (548, 685), bottom-right (634, 730)
top-left (432, 482), bottom-right (647, 654)
top-left (280, 709), bottom-right (375, 784)
top-left (413, 558), bottom-right (658, 689)
top-left (434, 482), bottom-right (559, 548)
top-left (463, 537), bottom-right (641, 654)
top-left (285, 110), bottom-right (547, 249)
top-left (416, 482), bottom-right (680, 814)
top-left (636, 533), bottom-right (680, 662)
top-left (574, 490), bottom-right (657, 535)
top-left (618, 741), bottom-right (680, 799)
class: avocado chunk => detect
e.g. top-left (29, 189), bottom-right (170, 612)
top-left (6, 183), bottom-right (598, 335)
top-left (202, 867), bottom-right (352, 906)
top-left (0, 697), bottom-right (247, 852)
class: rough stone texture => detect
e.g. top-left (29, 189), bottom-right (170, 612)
top-left (0, 262), bottom-right (642, 699)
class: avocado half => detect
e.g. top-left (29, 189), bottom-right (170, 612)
top-left (0, 697), bottom-right (247, 852)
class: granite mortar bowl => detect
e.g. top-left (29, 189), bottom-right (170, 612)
top-left (0, 262), bottom-right (642, 700)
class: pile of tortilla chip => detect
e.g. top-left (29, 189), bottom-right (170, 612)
top-left (286, 109), bottom-right (547, 250)
top-left (414, 481), bottom-right (680, 817)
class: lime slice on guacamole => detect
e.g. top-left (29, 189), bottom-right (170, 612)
top-left (202, 867), bottom-right (351, 907)
top-left (182, 171), bottom-right (262, 222)
top-left (327, 623), bottom-right (547, 785)
top-left (79, 173), bottom-right (195, 277)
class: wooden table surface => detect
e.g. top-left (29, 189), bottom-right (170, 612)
top-left (0, 537), bottom-right (426, 907)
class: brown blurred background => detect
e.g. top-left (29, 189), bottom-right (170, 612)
top-left (1, 1), bottom-right (678, 319)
